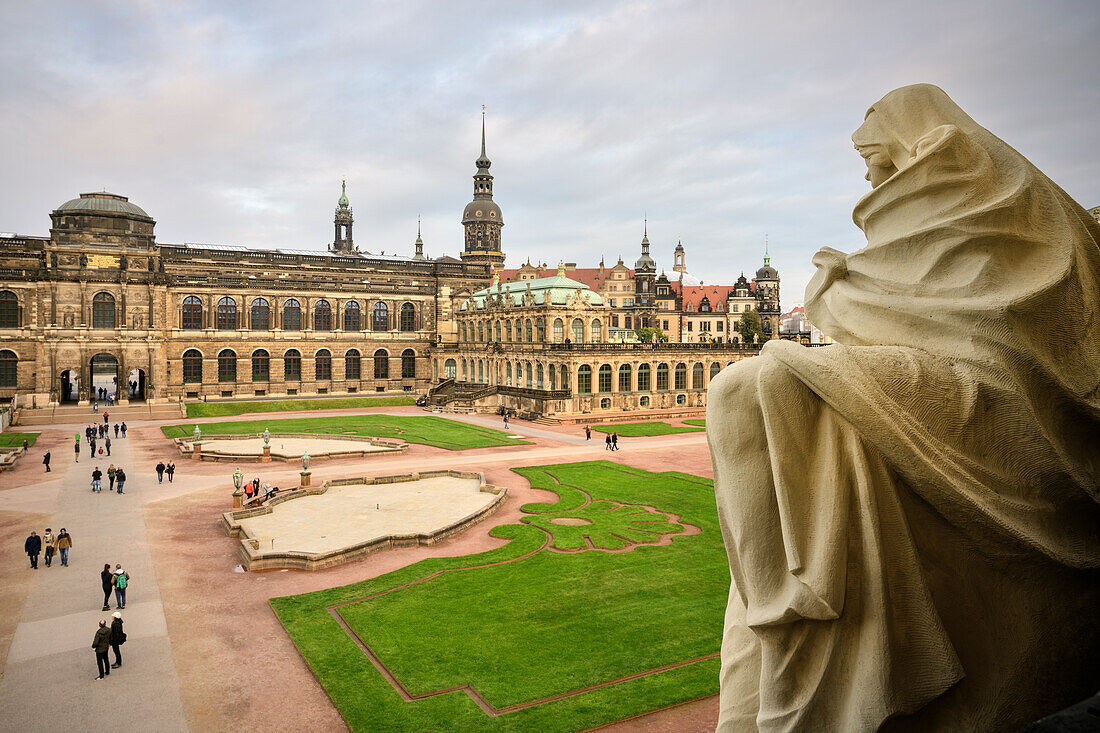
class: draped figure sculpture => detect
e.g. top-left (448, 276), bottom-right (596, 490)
top-left (708, 84), bottom-right (1100, 732)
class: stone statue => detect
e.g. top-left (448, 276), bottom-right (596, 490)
top-left (62, 310), bottom-right (74, 328)
top-left (79, 253), bottom-right (87, 267)
top-left (707, 85), bottom-right (1100, 732)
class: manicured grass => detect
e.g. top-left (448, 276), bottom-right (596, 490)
top-left (185, 396), bottom-right (415, 418)
top-left (271, 461), bottom-right (727, 732)
top-left (683, 419), bottom-right (706, 427)
top-left (0, 431), bottom-right (40, 448)
top-left (161, 415), bottom-right (529, 451)
top-left (591, 421), bottom-right (704, 437)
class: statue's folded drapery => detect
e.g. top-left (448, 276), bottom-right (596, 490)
top-left (709, 85), bottom-right (1100, 732)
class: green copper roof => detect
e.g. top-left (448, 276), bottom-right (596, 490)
top-left (337, 179), bottom-right (349, 208)
top-left (463, 273), bottom-right (604, 310)
top-left (56, 192), bottom-right (150, 218)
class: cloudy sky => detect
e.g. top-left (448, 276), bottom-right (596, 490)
top-left (1, 0), bottom-right (1097, 308)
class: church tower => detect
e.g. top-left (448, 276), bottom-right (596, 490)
top-left (461, 108), bottom-right (505, 269)
top-left (633, 219), bottom-right (657, 328)
top-left (673, 238), bottom-right (686, 273)
top-left (332, 179), bottom-right (355, 253)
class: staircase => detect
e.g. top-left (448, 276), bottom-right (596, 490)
top-left (15, 401), bottom-right (185, 426)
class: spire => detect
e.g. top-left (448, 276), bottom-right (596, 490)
top-left (413, 215), bottom-right (425, 260)
top-left (764, 234), bottom-right (771, 267)
top-left (481, 104), bottom-right (487, 158)
top-left (476, 104), bottom-right (491, 172)
top-left (337, 177), bottom-right (349, 209)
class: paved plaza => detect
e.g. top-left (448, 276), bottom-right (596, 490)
top-left (0, 406), bottom-right (719, 732)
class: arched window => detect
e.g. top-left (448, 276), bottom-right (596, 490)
top-left (218, 349), bottom-right (237, 382)
top-left (182, 349), bottom-right (202, 383)
top-left (675, 362), bottom-right (687, 390)
top-left (693, 363), bottom-right (705, 389)
top-left (374, 349), bottom-right (389, 379)
top-left (591, 319), bottom-right (603, 343)
top-left (536, 319), bottom-right (545, 342)
top-left (400, 302), bottom-right (416, 331)
top-left (710, 362), bottom-right (722, 380)
top-left (0, 291), bottom-right (19, 328)
top-left (284, 349), bottom-right (301, 381)
top-left (343, 301), bottom-right (361, 331)
top-left (553, 318), bottom-right (564, 343)
top-left (478, 321), bottom-right (485, 342)
top-left (618, 364), bottom-right (632, 393)
top-left (460, 323), bottom-right (468, 342)
top-left (250, 298), bottom-right (270, 330)
top-left (550, 365), bottom-right (557, 390)
top-left (525, 363), bottom-right (533, 388)
top-left (182, 296), bottom-right (202, 330)
top-left (313, 300), bottom-right (332, 331)
top-left (656, 363), bottom-right (669, 391)
top-left (478, 360), bottom-right (485, 383)
top-left (314, 349), bottom-right (332, 380)
top-left (525, 319), bottom-right (533, 342)
top-left (494, 321), bottom-right (501, 342)
top-left (345, 349), bottom-right (361, 380)
top-left (372, 302), bottom-right (389, 331)
top-left (283, 299), bottom-right (301, 331)
top-left (537, 363), bottom-right (544, 389)
top-left (637, 363), bottom-right (651, 391)
top-left (92, 292), bottom-right (115, 329)
top-left (505, 320), bottom-right (513, 342)
top-left (251, 349), bottom-right (269, 382)
top-left (506, 362), bottom-right (513, 386)
top-left (0, 350), bottom-right (17, 386)
top-left (578, 364), bottom-right (592, 394)
top-left (402, 349), bottom-right (416, 378)
top-left (560, 365), bottom-right (569, 392)
top-left (216, 297), bottom-right (237, 330)
top-left (444, 358), bottom-right (456, 379)
top-left (571, 318), bottom-right (585, 343)
top-left (598, 364), bottom-right (612, 393)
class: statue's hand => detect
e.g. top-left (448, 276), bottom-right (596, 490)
top-left (812, 247), bottom-right (848, 283)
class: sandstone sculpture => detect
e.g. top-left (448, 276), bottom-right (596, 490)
top-left (708, 84), bottom-right (1100, 732)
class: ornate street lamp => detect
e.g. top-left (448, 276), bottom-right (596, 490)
top-left (193, 425), bottom-right (202, 441)
top-left (263, 427), bottom-right (270, 445)
top-left (301, 451), bottom-right (310, 472)
top-left (232, 466), bottom-right (244, 508)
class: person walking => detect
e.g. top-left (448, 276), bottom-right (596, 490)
top-left (121, 422), bottom-right (127, 438)
top-left (105, 435), bottom-right (111, 457)
top-left (605, 434), bottom-right (612, 451)
top-left (93, 401), bottom-right (98, 414)
top-left (585, 425), bottom-right (592, 441)
top-left (89, 436), bottom-right (97, 458)
top-left (109, 612), bottom-right (125, 668)
top-left (115, 467), bottom-right (126, 494)
top-left (74, 434), bottom-right (80, 463)
top-left (57, 529), bottom-right (72, 567)
top-left (107, 464), bottom-right (116, 492)
top-left (43, 450), bottom-right (51, 472)
top-left (91, 466), bottom-right (102, 493)
top-left (43, 528), bottom-right (55, 567)
top-left (92, 620), bottom-right (111, 679)
top-left (24, 530), bottom-right (41, 569)
top-left (113, 565), bottom-right (129, 609)
top-left (166, 460), bottom-right (175, 483)
top-left (100, 564), bottom-right (114, 611)
top-left (503, 413), bottom-right (510, 429)
top-left (155, 461), bottom-right (165, 483)
top-left (113, 423), bottom-right (119, 438)
top-left (103, 411), bottom-right (109, 425)
top-left (611, 432), bottom-right (619, 451)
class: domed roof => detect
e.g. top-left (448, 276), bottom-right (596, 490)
top-left (756, 264), bottom-right (778, 279)
top-left (462, 199), bottom-right (503, 223)
top-left (56, 192), bottom-right (150, 219)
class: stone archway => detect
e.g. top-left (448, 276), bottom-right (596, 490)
top-left (59, 369), bottom-right (79, 403)
top-left (90, 353), bottom-right (119, 401)
top-left (127, 368), bottom-right (147, 401)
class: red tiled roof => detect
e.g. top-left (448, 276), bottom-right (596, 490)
top-left (499, 266), bottom-right (634, 293)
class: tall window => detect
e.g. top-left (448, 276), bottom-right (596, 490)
top-left (251, 349), bottom-right (269, 381)
top-left (216, 297), bottom-right (237, 330)
top-left (550, 365), bottom-right (557, 390)
top-left (553, 319), bottom-right (564, 343)
top-left (461, 323), bottom-right (467, 342)
top-left (401, 349), bottom-right (416, 378)
top-left (92, 293), bottom-right (116, 329)
top-left (710, 362), bottom-right (722, 380)
top-left (250, 298), bottom-right (270, 330)
top-left (182, 349), bottom-right (202, 383)
top-left (345, 349), bottom-right (361, 380)
top-left (693, 363), bottom-right (705, 389)
top-left (537, 363), bottom-right (544, 389)
top-left (675, 362), bottom-right (687, 390)
top-left (444, 359), bottom-right (456, 379)
top-left (283, 299), bottom-right (301, 331)
top-left (313, 300), bottom-right (332, 331)
top-left (577, 365), bottom-right (592, 394)
top-left (656, 363), bottom-right (670, 391)
top-left (560, 365), bottom-right (569, 392)
top-left (0, 350), bottom-right (16, 387)
top-left (598, 364), bottom-right (612, 393)
top-left (478, 322), bottom-right (485, 342)
top-left (0, 291), bottom-right (19, 328)
top-left (372, 302), bottom-right (389, 331)
top-left (637, 363), bottom-right (651, 391)
top-left (591, 319), bottom-right (603, 343)
top-left (315, 349), bottom-right (332, 380)
top-left (505, 321), bottom-right (513, 342)
top-left (494, 321), bottom-right (501, 342)
top-left (218, 349), bottom-right (237, 382)
top-left (506, 362), bottom-right (513, 386)
top-left (374, 349), bottom-right (389, 379)
top-left (525, 363), bottom-right (532, 388)
top-left (618, 365), bottom-right (632, 392)
top-left (571, 318), bottom-right (584, 343)
top-left (400, 302), bottom-right (416, 331)
top-left (182, 296), bottom-right (202, 329)
top-left (525, 319), bottom-right (533, 342)
top-left (536, 319), bottom-right (545, 342)
top-left (284, 349), bottom-right (301, 381)
top-left (343, 301), bottom-right (360, 331)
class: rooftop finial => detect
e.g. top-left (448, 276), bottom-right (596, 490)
top-left (764, 234), bottom-right (770, 266)
top-left (417, 215), bottom-right (421, 239)
top-left (558, 259), bottom-right (565, 276)
top-left (481, 104), bottom-right (487, 158)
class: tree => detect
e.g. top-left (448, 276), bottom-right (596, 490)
top-left (636, 327), bottom-right (667, 343)
top-left (737, 309), bottom-right (765, 344)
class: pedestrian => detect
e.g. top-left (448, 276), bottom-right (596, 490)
top-left (155, 461), bottom-right (165, 483)
top-left (93, 401), bottom-right (98, 414)
top-left (113, 423), bottom-right (119, 438)
top-left (91, 465), bottom-right (102, 493)
top-left (105, 435), bottom-right (111, 456)
top-left (89, 437), bottom-right (96, 457)
top-left (100, 564), bottom-right (114, 610)
top-left (92, 620), bottom-right (112, 680)
top-left (503, 414), bottom-right (509, 429)
top-left (585, 425), bottom-right (591, 440)
top-left (43, 528), bottom-right (55, 567)
top-left (22, 438), bottom-right (27, 451)
top-left (74, 435), bottom-right (80, 462)
top-left (612, 432), bottom-right (619, 451)
top-left (24, 530), bottom-right (41, 569)
top-left (115, 467), bottom-right (126, 494)
top-left (121, 422), bottom-right (127, 438)
top-left (103, 411), bottom-right (109, 425)
top-left (166, 460), bottom-right (175, 483)
top-left (109, 611), bottom-right (125, 668)
top-left (43, 450), bottom-right (51, 472)
top-left (107, 464), bottom-right (116, 491)
top-left (605, 433), bottom-right (612, 451)
top-left (57, 528), bottom-right (72, 566)
top-left (113, 565), bottom-right (129, 609)
top-left (244, 479), bottom-right (255, 503)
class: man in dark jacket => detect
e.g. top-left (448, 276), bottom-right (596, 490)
top-left (92, 620), bottom-right (111, 679)
top-left (155, 462), bottom-right (165, 483)
top-left (115, 467), bottom-right (126, 494)
top-left (24, 531), bottom-right (41, 569)
top-left (43, 450), bottom-right (50, 472)
top-left (91, 466), bottom-right (102, 493)
top-left (101, 564), bottom-right (114, 611)
top-left (109, 612), bottom-right (125, 668)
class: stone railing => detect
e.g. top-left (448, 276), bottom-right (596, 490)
top-left (175, 432), bottom-right (407, 462)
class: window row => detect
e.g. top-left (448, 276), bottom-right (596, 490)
top-left (181, 348), bottom-right (417, 383)
top-left (460, 317), bottom-right (603, 344)
top-left (449, 359), bottom-right (725, 394)
top-left (180, 297), bottom-right (419, 332)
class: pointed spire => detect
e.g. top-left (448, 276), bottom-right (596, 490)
top-left (764, 234), bottom-right (771, 267)
top-left (413, 215), bottom-right (425, 259)
top-left (481, 104), bottom-right (487, 158)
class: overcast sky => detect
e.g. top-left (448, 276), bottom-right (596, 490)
top-left (1, 0), bottom-right (1097, 309)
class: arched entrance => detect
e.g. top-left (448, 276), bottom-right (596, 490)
top-left (59, 369), bottom-right (78, 403)
top-left (127, 368), bottom-right (146, 401)
top-left (90, 353), bottom-right (119, 401)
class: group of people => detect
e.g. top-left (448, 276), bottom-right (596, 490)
top-left (92, 386), bottom-right (114, 404)
top-left (90, 464), bottom-right (127, 494)
top-left (91, 612), bottom-right (126, 679)
top-left (583, 425), bottom-right (621, 450)
top-left (23, 528), bottom-right (73, 569)
top-left (154, 460), bottom-right (176, 483)
top-left (100, 563), bottom-right (130, 611)
top-left (74, 418), bottom-right (126, 463)
top-left (243, 476), bottom-right (280, 504)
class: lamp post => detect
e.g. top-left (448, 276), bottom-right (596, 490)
top-left (300, 450), bottom-right (312, 488)
top-left (192, 425), bottom-right (203, 460)
top-left (262, 427), bottom-right (270, 446)
top-left (232, 466), bottom-right (244, 508)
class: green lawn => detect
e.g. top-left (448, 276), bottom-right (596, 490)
top-left (185, 395), bottom-right (415, 418)
top-left (591, 421), bottom-right (704, 437)
top-left (0, 431), bottom-right (39, 448)
top-left (161, 415), bottom-right (529, 451)
top-left (683, 419), bottom-right (706, 427)
top-left (271, 461), bottom-right (728, 732)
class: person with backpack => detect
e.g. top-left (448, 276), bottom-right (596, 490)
top-left (24, 530), bottom-right (41, 570)
top-left (43, 450), bottom-right (51, 472)
top-left (121, 422), bottom-right (127, 438)
top-left (166, 461), bottom-right (175, 483)
top-left (109, 612), bottom-right (125, 668)
top-left (155, 462), bottom-right (165, 483)
top-left (92, 620), bottom-right (111, 680)
top-left (113, 565), bottom-right (129, 609)
top-left (57, 529), bottom-right (72, 567)
top-left (91, 466), bottom-right (102, 493)
top-left (100, 564), bottom-right (114, 611)
top-left (74, 434), bottom-right (80, 463)
top-left (114, 468), bottom-right (126, 495)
